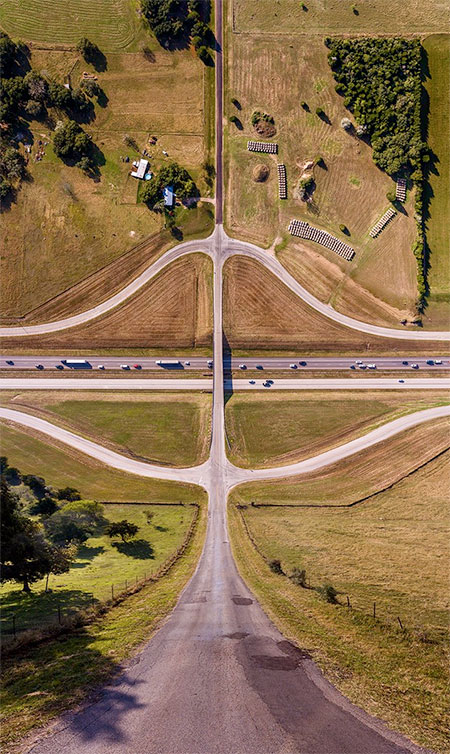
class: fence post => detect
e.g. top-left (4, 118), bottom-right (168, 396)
top-left (373, 602), bottom-right (376, 619)
top-left (397, 616), bottom-right (404, 631)
top-left (111, 584), bottom-right (114, 600)
top-left (135, 575), bottom-right (138, 586)
top-left (346, 596), bottom-right (350, 608)
top-left (12, 615), bottom-right (16, 638)
top-left (125, 580), bottom-right (127, 591)
top-left (58, 603), bottom-right (62, 625)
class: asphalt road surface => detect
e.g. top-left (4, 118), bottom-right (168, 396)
top-left (1, 355), bottom-right (449, 371)
top-left (1, 377), bottom-right (449, 391)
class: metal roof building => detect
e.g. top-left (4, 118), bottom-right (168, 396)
top-left (163, 185), bottom-right (174, 206)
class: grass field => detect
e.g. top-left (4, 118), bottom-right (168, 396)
top-left (229, 446), bottom-right (449, 751)
top-left (225, 29), bottom-right (419, 327)
top-left (232, 416), bottom-right (450, 506)
top-left (422, 34), bottom-right (450, 330)
top-left (232, 0), bottom-right (450, 35)
top-left (0, 502), bottom-right (197, 633)
top-left (225, 391), bottom-right (449, 467)
top-left (0, 35), bottom-right (214, 319)
top-left (0, 423), bottom-right (206, 503)
top-left (1, 501), bottom-right (207, 753)
top-left (1, 253), bottom-right (213, 351)
top-left (222, 256), bottom-right (448, 355)
top-left (0, 391), bottom-right (211, 466)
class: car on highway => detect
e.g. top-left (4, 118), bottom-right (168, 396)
top-left (299, 361), bottom-right (307, 366)
top-left (256, 364), bottom-right (263, 369)
top-left (289, 363), bottom-right (297, 369)
top-left (121, 364), bottom-right (130, 370)
top-left (263, 380), bottom-right (272, 387)
top-left (35, 364), bottom-right (44, 370)
top-left (6, 360), bottom-right (14, 365)
top-left (349, 365), bottom-right (356, 370)
top-left (55, 365), bottom-right (63, 370)
top-left (98, 365), bottom-right (105, 370)
top-left (249, 380), bottom-right (255, 384)
top-left (402, 360), bottom-right (409, 365)
top-left (435, 359), bottom-right (442, 365)
top-left (411, 364), bottom-right (419, 369)
top-left (239, 364), bottom-right (246, 369)
top-left (356, 360), bottom-right (363, 364)
top-left (358, 364), bottom-right (367, 369)
top-left (184, 361), bottom-right (190, 366)
top-left (426, 360), bottom-right (434, 365)
top-left (133, 364), bottom-right (141, 369)
top-left (398, 379), bottom-right (405, 383)
top-left (368, 364), bottom-right (376, 369)
top-left (207, 360), bottom-right (213, 368)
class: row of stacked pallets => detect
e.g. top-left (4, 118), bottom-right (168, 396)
top-left (247, 140), bottom-right (278, 154)
top-left (369, 207), bottom-right (396, 238)
top-left (288, 220), bottom-right (355, 261)
top-left (277, 164), bottom-right (287, 199)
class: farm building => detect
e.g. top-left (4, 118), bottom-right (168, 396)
top-left (163, 186), bottom-right (175, 207)
top-left (131, 159), bottom-right (150, 180)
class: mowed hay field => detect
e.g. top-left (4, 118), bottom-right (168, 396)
top-left (222, 256), bottom-right (447, 355)
top-left (225, 391), bottom-right (449, 468)
top-left (0, 0), bottom-right (142, 50)
top-left (0, 391), bottom-right (211, 467)
top-left (422, 34), bottom-right (450, 330)
top-left (230, 448), bottom-right (450, 751)
top-left (0, 253), bottom-right (213, 351)
top-left (225, 32), bottom-right (418, 325)
top-left (1, 41), bottom-right (213, 319)
top-left (232, 0), bottom-right (450, 35)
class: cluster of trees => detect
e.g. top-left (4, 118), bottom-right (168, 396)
top-left (325, 37), bottom-right (425, 177)
top-left (0, 457), bottom-right (140, 593)
top-left (141, 161), bottom-right (198, 209)
top-left (251, 110), bottom-right (274, 127)
top-left (53, 120), bottom-right (94, 172)
top-left (0, 31), bottom-right (102, 200)
top-left (325, 37), bottom-right (429, 310)
top-left (140, 0), bottom-right (213, 62)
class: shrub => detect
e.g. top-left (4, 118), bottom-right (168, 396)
top-left (231, 97), bottom-right (240, 108)
top-left (318, 584), bottom-right (338, 603)
top-left (268, 559), bottom-right (284, 574)
top-left (300, 175), bottom-right (314, 190)
top-left (76, 37), bottom-right (101, 63)
top-left (339, 223), bottom-right (348, 233)
top-left (0, 177), bottom-right (12, 199)
top-left (53, 120), bottom-right (92, 164)
top-left (290, 568), bottom-right (307, 587)
top-left (106, 520), bottom-right (139, 542)
top-left (386, 190), bottom-right (396, 203)
top-left (315, 106), bottom-right (324, 117)
top-left (25, 99), bottom-right (42, 118)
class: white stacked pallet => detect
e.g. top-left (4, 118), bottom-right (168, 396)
top-left (288, 220), bottom-right (355, 261)
top-left (369, 207), bottom-right (396, 238)
top-left (277, 164), bottom-right (287, 199)
top-left (247, 140), bottom-right (278, 154)
top-left (396, 178), bottom-right (407, 202)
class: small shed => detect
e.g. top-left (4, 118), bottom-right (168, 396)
top-left (163, 185), bottom-right (174, 207)
top-left (131, 158), bottom-right (149, 180)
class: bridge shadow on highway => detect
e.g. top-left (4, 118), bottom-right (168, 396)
top-left (223, 331), bottom-right (233, 407)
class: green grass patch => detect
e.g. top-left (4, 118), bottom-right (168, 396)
top-left (423, 34), bottom-right (450, 328)
top-left (2, 392), bottom-right (211, 467)
top-left (0, 423), bottom-right (205, 503)
top-left (225, 391), bottom-right (450, 468)
top-left (0, 503), bottom-right (197, 635)
top-left (229, 449), bottom-right (450, 752)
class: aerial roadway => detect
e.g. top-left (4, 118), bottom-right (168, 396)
top-left (1, 354), bottom-right (448, 372)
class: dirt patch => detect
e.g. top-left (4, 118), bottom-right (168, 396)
top-left (254, 121), bottom-right (276, 138)
top-left (252, 164), bottom-right (270, 183)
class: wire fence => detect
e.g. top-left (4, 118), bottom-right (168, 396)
top-left (2, 504), bottom-right (199, 650)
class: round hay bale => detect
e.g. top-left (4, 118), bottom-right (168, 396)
top-left (252, 164), bottom-right (270, 182)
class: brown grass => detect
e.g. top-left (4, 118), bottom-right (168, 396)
top-left (1, 254), bottom-right (213, 351)
top-left (223, 256), bottom-right (448, 355)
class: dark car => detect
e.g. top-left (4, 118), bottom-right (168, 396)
top-left (299, 361), bottom-right (307, 367)
top-left (6, 360), bottom-right (14, 365)
top-left (35, 364), bottom-right (44, 370)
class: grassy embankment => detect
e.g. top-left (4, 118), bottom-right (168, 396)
top-left (0, 254), bottom-right (213, 352)
top-left (225, 390), bottom-right (450, 467)
top-left (422, 34), bottom-right (450, 330)
top-left (229, 419), bottom-right (450, 752)
top-left (223, 256), bottom-right (449, 355)
top-left (0, 0), bottom-right (214, 321)
top-left (0, 391), bottom-right (212, 467)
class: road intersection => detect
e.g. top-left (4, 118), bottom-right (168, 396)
top-left (2, 0), bottom-right (448, 750)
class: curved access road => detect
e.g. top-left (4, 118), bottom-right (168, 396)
top-left (2, 403), bottom-right (449, 491)
top-left (2, 226), bottom-right (450, 341)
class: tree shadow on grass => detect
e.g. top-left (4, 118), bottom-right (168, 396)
top-left (70, 545), bottom-right (105, 568)
top-left (112, 540), bottom-right (155, 560)
top-left (0, 588), bottom-right (96, 635)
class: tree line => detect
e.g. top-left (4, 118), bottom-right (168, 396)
top-left (140, 0), bottom-right (214, 63)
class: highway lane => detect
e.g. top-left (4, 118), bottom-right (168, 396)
top-left (1, 378), bottom-right (449, 391)
top-left (1, 355), bottom-right (449, 371)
